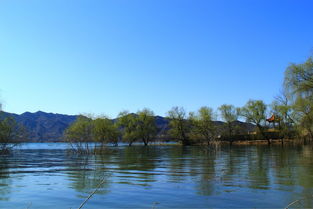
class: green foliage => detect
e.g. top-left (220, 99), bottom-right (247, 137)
top-left (239, 100), bottom-right (268, 141)
top-left (218, 104), bottom-right (239, 138)
top-left (219, 104), bottom-right (238, 123)
top-left (64, 115), bottom-right (94, 152)
top-left (136, 108), bottom-right (157, 146)
top-left (189, 106), bottom-right (217, 145)
top-left (283, 55), bottom-right (313, 139)
top-left (65, 115), bottom-right (120, 151)
top-left (284, 55), bottom-right (313, 97)
top-left (93, 117), bottom-right (119, 146)
top-left (117, 111), bottom-right (139, 146)
top-left (293, 97), bottom-right (313, 138)
top-left (270, 91), bottom-right (296, 139)
top-left (0, 113), bottom-right (26, 153)
top-left (239, 100), bottom-right (267, 126)
top-left (167, 106), bottom-right (191, 145)
top-left (65, 116), bottom-right (94, 143)
top-left (117, 108), bottom-right (157, 146)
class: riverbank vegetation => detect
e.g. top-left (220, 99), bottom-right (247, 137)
top-left (1, 54), bottom-right (313, 153)
top-left (63, 54), bottom-right (313, 150)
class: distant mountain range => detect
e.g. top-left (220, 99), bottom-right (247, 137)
top-left (1, 111), bottom-right (77, 142)
top-left (0, 111), bottom-right (256, 142)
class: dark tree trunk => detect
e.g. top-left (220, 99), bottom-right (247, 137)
top-left (257, 124), bottom-right (271, 145)
top-left (308, 130), bottom-right (313, 141)
top-left (182, 138), bottom-right (191, 146)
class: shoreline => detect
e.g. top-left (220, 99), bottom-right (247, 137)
top-left (16, 139), bottom-right (310, 146)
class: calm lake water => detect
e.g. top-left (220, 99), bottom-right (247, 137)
top-left (1, 143), bottom-right (313, 209)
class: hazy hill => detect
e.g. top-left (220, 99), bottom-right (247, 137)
top-left (0, 111), bottom-right (255, 142)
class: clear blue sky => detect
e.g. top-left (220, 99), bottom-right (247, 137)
top-left (0, 0), bottom-right (312, 118)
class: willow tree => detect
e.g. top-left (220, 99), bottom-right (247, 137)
top-left (117, 109), bottom-right (157, 146)
top-left (93, 117), bottom-right (119, 146)
top-left (136, 108), bottom-right (157, 146)
top-left (0, 115), bottom-right (26, 154)
top-left (64, 115), bottom-right (94, 152)
top-left (284, 55), bottom-right (313, 139)
top-left (117, 111), bottom-right (138, 146)
top-left (270, 90), bottom-right (296, 141)
top-left (284, 55), bottom-right (313, 97)
top-left (167, 106), bottom-right (191, 146)
top-left (0, 104), bottom-right (27, 153)
top-left (293, 97), bottom-right (313, 139)
top-left (218, 104), bottom-right (239, 139)
top-left (239, 100), bottom-right (268, 143)
top-left (189, 106), bottom-right (217, 145)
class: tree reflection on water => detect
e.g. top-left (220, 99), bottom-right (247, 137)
top-left (0, 157), bottom-right (12, 201)
top-left (1, 144), bottom-right (313, 208)
top-left (66, 153), bottom-right (112, 198)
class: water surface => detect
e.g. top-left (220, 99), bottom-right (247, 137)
top-left (1, 143), bottom-right (313, 208)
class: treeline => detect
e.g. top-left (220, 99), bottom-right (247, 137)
top-left (64, 54), bottom-right (313, 150)
top-left (0, 54), bottom-right (313, 153)
top-left (63, 100), bottom-right (287, 150)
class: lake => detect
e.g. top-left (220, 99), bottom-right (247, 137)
top-left (1, 143), bottom-right (313, 208)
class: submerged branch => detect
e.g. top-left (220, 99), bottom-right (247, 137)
top-left (284, 195), bottom-right (313, 209)
top-left (77, 177), bottom-right (107, 209)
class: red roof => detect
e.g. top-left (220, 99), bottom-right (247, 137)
top-left (266, 114), bottom-right (276, 122)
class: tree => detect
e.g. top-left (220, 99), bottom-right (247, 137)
top-left (93, 117), bottom-right (119, 146)
top-left (293, 97), bottom-right (313, 139)
top-left (218, 104), bottom-right (239, 139)
top-left (64, 115), bottom-right (94, 152)
top-left (270, 90), bottom-right (296, 142)
top-left (0, 112), bottom-right (26, 154)
top-left (135, 108), bottom-right (157, 146)
top-left (284, 55), bottom-right (313, 140)
top-left (167, 107), bottom-right (191, 146)
top-left (284, 55), bottom-right (313, 97)
top-left (117, 109), bottom-right (157, 146)
top-left (239, 100), bottom-right (268, 143)
top-left (117, 111), bottom-right (138, 146)
top-left (189, 106), bottom-right (217, 145)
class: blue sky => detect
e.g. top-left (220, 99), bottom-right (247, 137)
top-left (0, 0), bottom-right (312, 117)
